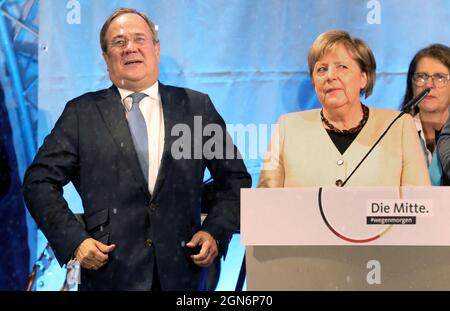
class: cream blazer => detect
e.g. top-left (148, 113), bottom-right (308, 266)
top-left (258, 108), bottom-right (431, 187)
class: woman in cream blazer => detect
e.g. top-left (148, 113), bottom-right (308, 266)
top-left (259, 108), bottom-right (430, 187)
top-left (259, 30), bottom-right (430, 188)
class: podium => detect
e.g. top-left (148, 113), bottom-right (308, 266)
top-left (241, 187), bottom-right (450, 290)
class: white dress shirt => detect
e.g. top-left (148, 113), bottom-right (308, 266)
top-left (118, 82), bottom-right (164, 193)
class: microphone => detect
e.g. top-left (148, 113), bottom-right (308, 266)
top-left (402, 87), bottom-right (431, 112)
top-left (341, 88), bottom-right (430, 187)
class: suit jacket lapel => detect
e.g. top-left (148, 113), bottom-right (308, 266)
top-left (151, 82), bottom-right (185, 200)
top-left (95, 85), bottom-right (151, 199)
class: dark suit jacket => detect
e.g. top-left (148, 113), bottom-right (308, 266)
top-left (23, 83), bottom-right (251, 290)
top-left (438, 115), bottom-right (450, 185)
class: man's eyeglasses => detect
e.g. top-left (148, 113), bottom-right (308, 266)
top-left (412, 72), bottom-right (450, 88)
top-left (110, 35), bottom-right (152, 49)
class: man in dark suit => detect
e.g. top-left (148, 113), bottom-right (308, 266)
top-left (23, 8), bottom-right (251, 290)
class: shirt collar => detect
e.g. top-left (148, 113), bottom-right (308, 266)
top-left (413, 113), bottom-right (425, 138)
top-left (117, 81), bottom-right (159, 111)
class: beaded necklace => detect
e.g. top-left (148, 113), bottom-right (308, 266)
top-left (320, 104), bottom-right (369, 134)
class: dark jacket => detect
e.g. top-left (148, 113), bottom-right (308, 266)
top-left (23, 83), bottom-right (251, 290)
top-left (438, 115), bottom-right (450, 185)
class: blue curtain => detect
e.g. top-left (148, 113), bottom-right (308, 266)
top-left (0, 83), bottom-right (29, 290)
top-left (39, 0), bottom-right (450, 178)
top-left (30, 0), bottom-right (450, 289)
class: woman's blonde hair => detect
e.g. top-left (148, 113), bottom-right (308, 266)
top-left (308, 30), bottom-right (376, 98)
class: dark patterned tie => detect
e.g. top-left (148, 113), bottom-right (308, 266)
top-left (127, 93), bottom-right (149, 182)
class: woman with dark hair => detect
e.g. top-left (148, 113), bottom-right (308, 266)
top-left (401, 44), bottom-right (450, 185)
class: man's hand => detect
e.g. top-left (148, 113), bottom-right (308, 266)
top-left (75, 238), bottom-right (116, 270)
top-left (186, 230), bottom-right (219, 267)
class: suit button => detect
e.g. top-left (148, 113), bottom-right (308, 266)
top-left (146, 239), bottom-right (153, 247)
top-left (337, 159), bottom-right (344, 166)
top-left (150, 203), bottom-right (157, 211)
top-left (335, 179), bottom-right (343, 187)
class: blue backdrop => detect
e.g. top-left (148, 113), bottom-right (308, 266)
top-left (0, 83), bottom-right (29, 290)
top-left (17, 0), bottom-right (450, 290)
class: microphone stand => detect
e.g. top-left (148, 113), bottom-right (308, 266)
top-left (341, 87), bottom-right (431, 187)
top-left (317, 88), bottom-right (431, 242)
top-left (341, 111), bottom-right (404, 187)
